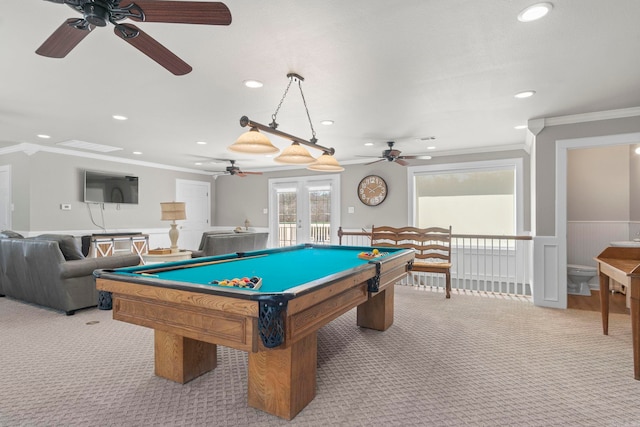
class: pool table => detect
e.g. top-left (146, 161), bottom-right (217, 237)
top-left (95, 244), bottom-right (414, 420)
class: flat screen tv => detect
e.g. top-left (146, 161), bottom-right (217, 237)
top-left (84, 170), bottom-right (139, 204)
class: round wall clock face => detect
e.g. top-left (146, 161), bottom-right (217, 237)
top-left (357, 175), bottom-right (388, 206)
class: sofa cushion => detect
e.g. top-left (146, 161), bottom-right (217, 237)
top-left (34, 234), bottom-right (85, 260)
top-left (0, 230), bottom-right (24, 239)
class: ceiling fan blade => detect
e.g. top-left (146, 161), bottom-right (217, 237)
top-left (365, 158), bottom-right (386, 166)
top-left (395, 159), bottom-right (409, 166)
top-left (114, 23), bottom-right (192, 75)
top-left (399, 155), bottom-right (432, 160)
top-left (36, 18), bottom-right (94, 58)
top-left (240, 171), bottom-right (263, 175)
top-left (124, 1), bottom-right (232, 25)
top-left (388, 149), bottom-right (402, 157)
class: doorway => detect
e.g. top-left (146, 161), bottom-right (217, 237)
top-left (556, 131), bottom-right (640, 309)
top-left (176, 179), bottom-right (211, 250)
top-left (268, 175), bottom-right (340, 247)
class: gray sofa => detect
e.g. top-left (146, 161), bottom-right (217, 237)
top-left (192, 231), bottom-right (269, 257)
top-left (0, 234), bottom-right (140, 315)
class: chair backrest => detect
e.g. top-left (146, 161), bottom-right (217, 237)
top-left (371, 225), bottom-right (452, 263)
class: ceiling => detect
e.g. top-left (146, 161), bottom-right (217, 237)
top-left (2, 0), bottom-right (640, 174)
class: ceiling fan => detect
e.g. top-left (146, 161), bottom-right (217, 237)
top-left (212, 159), bottom-right (263, 177)
top-left (36, 0), bottom-right (232, 75)
top-left (363, 141), bottom-right (432, 166)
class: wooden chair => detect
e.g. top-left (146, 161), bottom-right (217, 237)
top-left (371, 225), bottom-right (452, 298)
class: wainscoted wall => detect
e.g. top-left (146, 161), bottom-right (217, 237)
top-left (567, 221), bottom-right (630, 266)
top-left (567, 221), bottom-right (631, 288)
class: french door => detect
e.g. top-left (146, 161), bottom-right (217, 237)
top-left (269, 175), bottom-right (340, 247)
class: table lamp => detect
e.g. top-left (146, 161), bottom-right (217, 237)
top-left (160, 202), bottom-right (186, 253)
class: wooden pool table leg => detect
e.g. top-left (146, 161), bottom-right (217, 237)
top-left (247, 332), bottom-right (317, 420)
top-left (154, 330), bottom-right (217, 384)
top-left (357, 285), bottom-right (394, 331)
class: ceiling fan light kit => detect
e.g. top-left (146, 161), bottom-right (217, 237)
top-left (231, 73), bottom-right (342, 171)
top-left (37, 0), bottom-right (232, 75)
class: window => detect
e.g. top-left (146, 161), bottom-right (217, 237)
top-left (408, 159), bottom-right (523, 235)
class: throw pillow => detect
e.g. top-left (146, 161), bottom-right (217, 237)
top-left (35, 234), bottom-right (85, 261)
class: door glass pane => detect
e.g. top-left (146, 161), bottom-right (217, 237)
top-left (277, 190), bottom-right (297, 247)
top-left (309, 186), bottom-right (331, 244)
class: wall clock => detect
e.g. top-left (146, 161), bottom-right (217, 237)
top-left (357, 175), bottom-right (388, 206)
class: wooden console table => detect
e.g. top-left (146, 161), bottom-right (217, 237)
top-left (89, 233), bottom-right (149, 259)
top-left (595, 246), bottom-right (640, 380)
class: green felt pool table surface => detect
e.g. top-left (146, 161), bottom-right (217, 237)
top-left (108, 244), bottom-right (404, 294)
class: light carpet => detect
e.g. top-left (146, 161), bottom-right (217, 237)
top-left (1, 286), bottom-right (639, 426)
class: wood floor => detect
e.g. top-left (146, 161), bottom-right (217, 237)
top-left (567, 290), bottom-right (629, 315)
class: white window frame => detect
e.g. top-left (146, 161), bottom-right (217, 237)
top-left (407, 158), bottom-right (524, 235)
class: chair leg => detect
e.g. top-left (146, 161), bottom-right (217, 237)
top-left (445, 272), bottom-right (451, 299)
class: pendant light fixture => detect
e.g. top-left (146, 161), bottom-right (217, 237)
top-left (230, 73), bottom-right (342, 170)
top-left (307, 151), bottom-right (345, 172)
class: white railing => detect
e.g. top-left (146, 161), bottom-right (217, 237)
top-left (278, 223), bottom-right (332, 246)
top-left (337, 227), bottom-right (533, 298)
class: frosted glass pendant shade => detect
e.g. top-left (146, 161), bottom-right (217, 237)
top-left (274, 142), bottom-right (316, 164)
top-left (307, 152), bottom-right (344, 172)
top-left (229, 127), bottom-right (279, 154)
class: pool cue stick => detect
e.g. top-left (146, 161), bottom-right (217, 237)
top-left (137, 253), bottom-right (268, 275)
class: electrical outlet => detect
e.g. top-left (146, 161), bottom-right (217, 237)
top-left (348, 206), bottom-right (355, 214)
top-left (263, 208), bottom-right (268, 214)
top-left (60, 203), bottom-right (71, 210)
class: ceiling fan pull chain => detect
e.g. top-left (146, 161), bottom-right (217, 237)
top-left (270, 76), bottom-right (294, 130)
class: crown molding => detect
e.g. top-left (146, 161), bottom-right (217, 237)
top-left (541, 106), bottom-right (640, 128)
top-left (0, 143), bottom-right (216, 176)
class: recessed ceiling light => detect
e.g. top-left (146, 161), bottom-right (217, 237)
top-left (244, 80), bottom-right (263, 88)
top-left (37, 134), bottom-right (51, 139)
top-left (195, 162), bottom-right (203, 165)
top-left (364, 142), bottom-right (374, 146)
top-left (514, 90), bottom-right (536, 99)
top-left (133, 151), bottom-right (142, 155)
top-left (514, 125), bottom-right (528, 130)
top-left (518, 2), bottom-right (553, 22)
top-left (321, 120), bottom-right (334, 126)
top-left (112, 115), bottom-right (128, 121)
top-left (427, 146), bottom-right (436, 150)
top-left (196, 141), bottom-right (207, 145)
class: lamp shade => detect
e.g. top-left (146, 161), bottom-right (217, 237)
top-left (160, 202), bottom-right (186, 221)
top-left (229, 127), bottom-right (279, 154)
top-left (307, 152), bottom-right (344, 172)
top-left (274, 142), bottom-right (316, 164)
